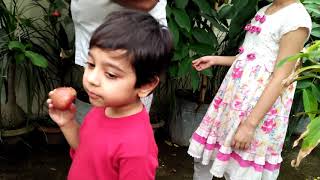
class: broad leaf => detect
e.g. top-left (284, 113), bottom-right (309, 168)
top-left (192, 0), bottom-right (212, 14)
top-left (172, 8), bottom-right (191, 32)
top-left (14, 53), bottom-right (25, 64)
top-left (291, 116), bottom-right (320, 167)
top-left (25, 51), bottom-right (48, 68)
top-left (190, 43), bottom-right (215, 55)
top-left (178, 57), bottom-right (192, 77)
top-left (302, 88), bottom-right (318, 119)
top-left (168, 19), bottom-right (180, 47)
top-left (191, 69), bottom-right (200, 92)
top-left (175, 0), bottom-right (188, 9)
top-left (8, 41), bottom-right (25, 51)
top-left (192, 27), bottom-right (216, 46)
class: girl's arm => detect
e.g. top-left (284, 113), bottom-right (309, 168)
top-left (232, 27), bottom-right (309, 150)
top-left (192, 56), bottom-right (237, 71)
top-left (113, 0), bottom-right (157, 11)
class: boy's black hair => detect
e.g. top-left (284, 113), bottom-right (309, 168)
top-left (90, 10), bottom-right (173, 88)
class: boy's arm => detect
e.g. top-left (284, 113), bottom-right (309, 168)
top-left (60, 120), bottom-right (80, 149)
top-left (113, 0), bottom-right (157, 11)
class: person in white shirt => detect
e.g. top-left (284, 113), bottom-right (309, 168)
top-left (71, 0), bottom-right (167, 123)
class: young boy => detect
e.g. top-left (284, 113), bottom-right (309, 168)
top-left (47, 10), bottom-right (173, 180)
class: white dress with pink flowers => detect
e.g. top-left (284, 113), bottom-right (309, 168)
top-left (188, 3), bottom-right (312, 180)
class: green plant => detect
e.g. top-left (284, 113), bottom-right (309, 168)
top-left (166, 0), bottom-right (258, 103)
top-left (0, 0), bottom-right (50, 130)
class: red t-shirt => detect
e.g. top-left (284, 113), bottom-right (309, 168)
top-left (68, 107), bottom-right (158, 180)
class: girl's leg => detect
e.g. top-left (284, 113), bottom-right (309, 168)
top-left (193, 158), bottom-right (214, 180)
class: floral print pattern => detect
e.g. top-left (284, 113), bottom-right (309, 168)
top-left (188, 3), bottom-right (312, 179)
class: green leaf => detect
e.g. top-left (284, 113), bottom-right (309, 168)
top-left (301, 116), bottom-right (320, 150)
top-left (166, 4), bottom-right (172, 17)
top-left (25, 51), bottom-right (48, 68)
top-left (311, 84), bottom-right (320, 102)
top-left (201, 68), bottom-right (213, 77)
top-left (192, 0), bottom-right (212, 14)
top-left (276, 53), bottom-right (304, 67)
top-left (202, 14), bottom-right (228, 32)
top-left (8, 41), bottom-right (26, 51)
top-left (172, 45), bottom-right (189, 61)
top-left (168, 19), bottom-right (180, 47)
top-left (297, 80), bottom-right (314, 89)
top-left (192, 28), bottom-right (216, 46)
top-left (190, 43), bottom-right (215, 55)
top-left (311, 26), bottom-right (320, 38)
top-left (14, 53), bottom-right (25, 64)
top-left (218, 4), bottom-right (234, 19)
top-left (303, 88), bottom-right (318, 119)
top-left (175, 0), bottom-right (188, 9)
top-left (191, 69), bottom-right (200, 91)
top-left (305, 4), bottom-right (320, 16)
top-left (172, 8), bottom-right (191, 32)
top-left (169, 63), bottom-right (179, 77)
top-left (178, 57), bottom-right (192, 77)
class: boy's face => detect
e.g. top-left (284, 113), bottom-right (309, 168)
top-left (83, 47), bottom-right (140, 108)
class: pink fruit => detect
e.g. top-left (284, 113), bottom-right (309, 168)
top-left (49, 87), bottom-right (77, 110)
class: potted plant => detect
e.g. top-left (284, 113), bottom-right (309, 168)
top-left (0, 0), bottom-right (50, 140)
top-left (27, 0), bottom-right (75, 143)
top-left (164, 0), bottom-right (259, 146)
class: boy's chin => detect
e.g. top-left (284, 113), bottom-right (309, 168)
top-left (89, 99), bottom-right (105, 107)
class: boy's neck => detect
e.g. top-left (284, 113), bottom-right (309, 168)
top-left (104, 100), bottom-right (144, 118)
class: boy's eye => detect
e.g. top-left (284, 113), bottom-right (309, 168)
top-left (86, 62), bottom-right (95, 68)
top-left (105, 73), bottom-right (117, 79)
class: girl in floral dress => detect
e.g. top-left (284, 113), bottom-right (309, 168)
top-left (188, 0), bottom-right (312, 179)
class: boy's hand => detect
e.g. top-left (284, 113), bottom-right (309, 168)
top-left (231, 121), bottom-right (255, 150)
top-left (192, 56), bottom-right (215, 71)
top-left (47, 90), bottom-right (77, 127)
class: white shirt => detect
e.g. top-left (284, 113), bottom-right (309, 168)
top-left (71, 0), bottom-right (167, 67)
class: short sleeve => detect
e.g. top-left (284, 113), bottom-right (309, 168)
top-left (279, 5), bottom-right (312, 39)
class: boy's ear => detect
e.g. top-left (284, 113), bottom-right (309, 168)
top-left (137, 76), bottom-right (159, 98)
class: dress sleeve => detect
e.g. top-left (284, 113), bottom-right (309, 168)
top-left (119, 156), bottom-right (157, 180)
top-left (279, 7), bottom-right (312, 38)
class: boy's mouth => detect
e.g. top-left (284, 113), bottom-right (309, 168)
top-left (87, 91), bottom-right (100, 99)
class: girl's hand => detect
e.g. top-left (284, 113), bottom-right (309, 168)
top-left (192, 56), bottom-right (216, 71)
top-left (47, 91), bottom-right (77, 128)
top-left (231, 121), bottom-right (255, 150)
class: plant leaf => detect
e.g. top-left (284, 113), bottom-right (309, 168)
top-left (175, 0), bottom-right (189, 9)
top-left (291, 116), bottom-right (320, 167)
top-left (191, 68), bottom-right (200, 91)
top-left (302, 88), bottom-right (318, 119)
top-left (190, 43), bottom-right (215, 55)
top-left (177, 57), bottom-right (192, 77)
top-left (168, 18), bottom-right (180, 48)
top-left (8, 41), bottom-right (26, 51)
top-left (192, 0), bottom-right (212, 14)
top-left (172, 8), bottom-right (191, 32)
top-left (192, 27), bottom-right (216, 46)
top-left (14, 53), bottom-right (25, 64)
top-left (25, 51), bottom-right (48, 68)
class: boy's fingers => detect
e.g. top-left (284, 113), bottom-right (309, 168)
top-left (48, 89), bottom-right (56, 96)
top-left (70, 103), bottom-right (77, 113)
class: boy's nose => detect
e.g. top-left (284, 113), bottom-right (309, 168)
top-left (87, 69), bottom-right (100, 86)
